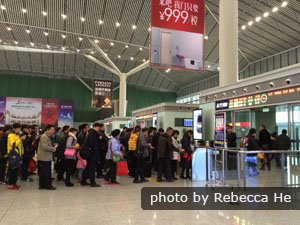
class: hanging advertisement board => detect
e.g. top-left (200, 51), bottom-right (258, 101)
top-left (42, 99), bottom-right (59, 127)
top-left (92, 80), bottom-right (113, 108)
top-left (0, 97), bottom-right (6, 126)
top-left (150, 0), bottom-right (205, 71)
top-left (58, 100), bottom-right (74, 127)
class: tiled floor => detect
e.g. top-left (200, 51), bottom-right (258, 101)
top-left (0, 167), bottom-right (299, 225)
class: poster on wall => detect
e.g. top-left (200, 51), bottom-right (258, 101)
top-left (0, 97), bottom-right (6, 127)
top-left (5, 97), bottom-right (42, 125)
top-left (58, 100), bottom-right (74, 127)
top-left (92, 80), bottom-right (113, 108)
top-left (193, 109), bottom-right (203, 140)
top-left (214, 113), bottom-right (226, 147)
top-left (150, 0), bottom-right (205, 71)
top-left (42, 99), bottom-right (59, 127)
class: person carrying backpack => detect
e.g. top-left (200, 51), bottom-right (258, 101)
top-left (7, 123), bottom-right (24, 190)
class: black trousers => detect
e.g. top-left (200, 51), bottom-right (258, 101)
top-left (82, 159), bottom-right (97, 185)
top-left (171, 160), bottom-right (178, 178)
top-left (21, 154), bottom-right (30, 180)
top-left (152, 150), bottom-right (159, 172)
top-left (65, 159), bottom-right (76, 185)
top-left (97, 150), bottom-right (107, 175)
top-left (7, 166), bottom-right (19, 185)
top-left (38, 161), bottom-right (52, 188)
top-left (57, 157), bottom-right (66, 179)
top-left (105, 160), bottom-right (117, 182)
top-left (128, 151), bottom-right (136, 176)
top-left (0, 157), bottom-right (8, 183)
top-left (135, 157), bottom-right (145, 181)
top-left (157, 157), bottom-right (172, 180)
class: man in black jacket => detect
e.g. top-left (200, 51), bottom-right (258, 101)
top-left (81, 123), bottom-right (101, 187)
top-left (0, 125), bottom-right (11, 184)
top-left (97, 124), bottom-right (109, 178)
top-left (77, 124), bottom-right (89, 146)
top-left (157, 127), bottom-right (174, 182)
top-left (20, 125), bottom-right (34, 182)
top-left (259, 125), bottom-right (271, 170)
top-left (275, 129), bottom-right (291, 168)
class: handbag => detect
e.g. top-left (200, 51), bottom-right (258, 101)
top-left (8, 143), bottom-right (23, 169)
top-left (64, 149), bottom-right (76, 157)
top-left (112, 155), bottom-right (121, 163)
top-left (116, 161), bottom-right (128, 176)
top-left (257, 152), bottom-right (264, 160)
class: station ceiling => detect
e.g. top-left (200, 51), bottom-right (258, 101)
top-left (0, 0), bottom-right (299, 93)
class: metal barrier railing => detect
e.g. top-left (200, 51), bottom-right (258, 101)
top-left (201, 147), bottom-right (300, 188)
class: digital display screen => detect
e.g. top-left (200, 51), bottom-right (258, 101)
top-left (226, 86), bottom-right (300, 110)
top-left (193, 109), bottom-right (203, 140)
top-left (215, 113), bottom-right (226, 147)
top-left (183, 119), bottom-right (193, 127)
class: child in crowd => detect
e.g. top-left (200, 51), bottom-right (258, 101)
top-left (76, 151), bottom-right (87, 183)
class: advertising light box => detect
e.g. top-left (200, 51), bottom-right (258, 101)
top-left (150, 0), bottom-right (205, 71)
top-left (214, 113), bottom-right (226, 147)
top-left (193, 109), bottom-right (203, 140)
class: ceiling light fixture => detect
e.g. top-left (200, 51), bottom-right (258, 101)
top-left (272, 7), bottom-right (278, 12)
top-left (139, 47), bottom-right (143, 51)
top-left (105, 53), bottom-right (108, 56)
top-left (61, 14), bottom-right (67, 19)
top-left (78, 37), bottom-right (83, 41)
top-left (47, 45), bottom-right (50, 48)
top-left (148, 27), bottom-right (151, 32)
top-left (22, 8), bottom-right (27, 13)
top-left (248, 21), bottom-right (253, 26)
top-left (281, 1), bottom-right (288, 7)
top-left (204, 35), bottom-right (208, 40)
top-left (207, 65), bottom-right (211, 68)
top-left (62, 47), bottom-right (65, 51)
top-left (44, 32), bottom-right (49, 36)
top-left (91, 51), bottom-right (94, 54)
top-left (14, 41), bottom-right (18, 45)
top-left (218, 67), bottom-right (220, 70)
top-left (132, 25), bottom-right (137, 30)
top-left (143, 59), bottom-right (146, 62)
top-left (26, 29), bottom-right (31, 33)
top-left (61, 34), bottom-right (66, 39)
top-left (94, 39), bottom-right (99, 43)
top-left (80, 17), bottom-right (85, 22)
top-left (118, 55), bottom-right (121, 58)
top-left (110, 42), bottom-right (114, 46)
top-left (116, 22), bottom-right (121, 27)
top-left (7, 27), bottom-right (12, 31)
top-left (255, 16), bottom-right (261, 22)
top-left (241, 25), bottom-right (246, 30)
top-left (42, 11), bottom-right (47, 16)
top-left (0, 5), bottom-right (6, 10)
top-left (76, 49), bottom-right (80, 52)
top-left (125, 45), bottom-right (129, 48)
top-left (99, 19), bottom-right (104, 24)
top-left (263, 12), bottom-right (269, 17)
top-left (30, 42), bottom-right (34, 46)
top-left (130, 57), bottom-right (134, 60)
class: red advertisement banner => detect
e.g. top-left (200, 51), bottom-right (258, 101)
top-left (41, 99), bottom-right (59, 127)
top-left (151, 0), bottom-right (205, 34)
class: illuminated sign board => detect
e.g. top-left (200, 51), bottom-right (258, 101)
top-left (193, 109), bottom-right (203, 140)
top-left (215, 86), bottom-right (300, 110)
top-left (215, 100), bottom-right (229, 110)
top-left (214, 113), bottom-right (226, 147)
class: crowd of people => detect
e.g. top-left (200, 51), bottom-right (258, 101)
top-left (226, 124), bottom-right (292, 176)
top-left (0, 123), bottom-right (194, 190)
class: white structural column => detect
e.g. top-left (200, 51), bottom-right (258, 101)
top-left (119, 74), bottom-right (127, 117)
top-left (219, 0), bottom-right (239, 86)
